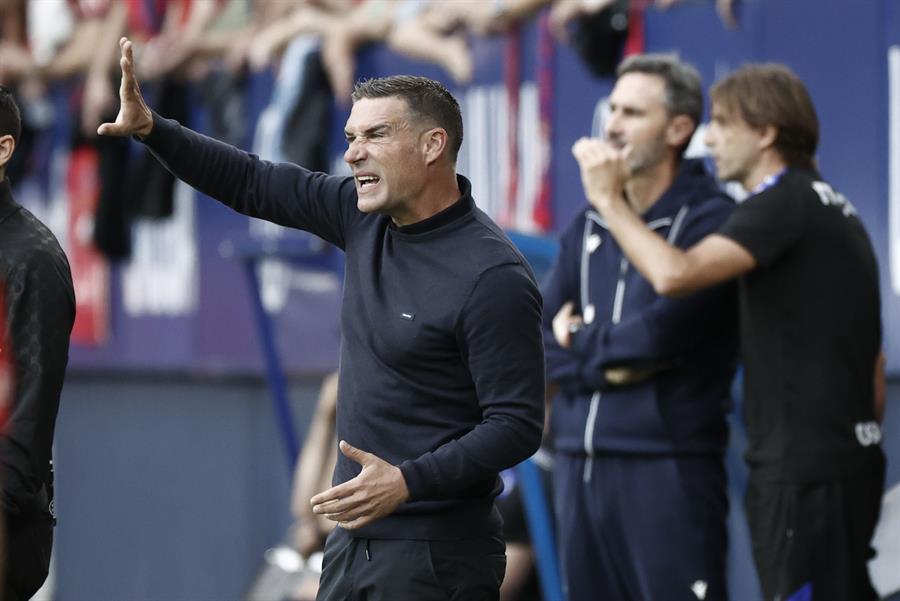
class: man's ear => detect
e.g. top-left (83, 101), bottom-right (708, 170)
top-left (665, 115), bottom-right (695, 151)
top-left (422, 128), bottom-right (448, 165)
top-left (758, 124), bottom-right (778, 151)
top-left (0, 135), bottom-right (15, 171)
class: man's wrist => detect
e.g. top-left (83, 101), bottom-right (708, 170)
top-left (135, 111), bottom-right (154, 139)
top-left (392, 465), bottom-right (411, 504)
top-left (589, 191), bottom-right (623, 213)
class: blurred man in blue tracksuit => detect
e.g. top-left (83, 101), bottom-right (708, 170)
top-left (544, 54), bottom-right (738, 601)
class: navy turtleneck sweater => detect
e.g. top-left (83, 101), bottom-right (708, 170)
top-left (142, 114), bottom-right (545, 540)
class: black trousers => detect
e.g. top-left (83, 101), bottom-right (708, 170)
top-left (745, 467), bottom-right (884, 601)
top-left (3, 511), bottom-right (53, 601)
top-left (316, 527), bottom-right (506, 601)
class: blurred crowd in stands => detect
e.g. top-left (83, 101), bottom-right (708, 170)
top-left (0, 0), bottom-right (736, 261)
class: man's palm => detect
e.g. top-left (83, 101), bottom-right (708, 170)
top-left (97, 37), bottom-right (153, 139)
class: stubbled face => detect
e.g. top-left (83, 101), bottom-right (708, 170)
top-left (704, 103), bottom-right (766, 189)
top-left (343, 96), bottom-right (429, 223)
top-left (604, 72), bottom-right (671, 175)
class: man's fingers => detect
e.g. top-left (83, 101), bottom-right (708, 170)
top-left (310, 476), bottom-right (358, 507)
top-left (572, 138), bottom-right (625, 167)
top-left (312, 493), bottom-right (359, 515)
top-left (325, 501), bottom-right (369, 522)
top-left (333, 502), bottom-right (380, 529)
top-left (339, 440), bottom-right (372, 465)
top-left (338, 516), bottom-right (371, 530)
top-left (118, 38), bottom-right (142, 100)
top-left (314, 494), bottom-right (374, 525)
top-left (572, 137), bottom-right (594, 161)
top-left (122, 48), bottom-right (136, 91)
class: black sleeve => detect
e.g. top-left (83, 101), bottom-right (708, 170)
top-left (142, 112), bottom-right (358, 250)
top-left (717, 185), bottom-right (805, 267)
top-left (1, 249), bottom-right (75, 515)
top-left (399, 263), bottom-right (545, 501)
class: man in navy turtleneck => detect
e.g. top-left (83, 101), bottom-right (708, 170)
top-left (99, 38), bottom-right (544, 601)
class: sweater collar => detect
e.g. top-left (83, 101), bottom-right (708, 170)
top-left (393, 175), bottom-right (474, 237)
top-left (0, 178), bottom-right (20, 224)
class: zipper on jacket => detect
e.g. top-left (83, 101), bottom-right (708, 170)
top-left (579, 219), bottom-right (594, 321)
top-left (666, 205), bottom-right (689, 243)
top-left (583, 391), bottom-right (601, 482)
top-left (611, 257), bottom-right (628, 324)
top-left (577, 208), bottom-right (689, 479)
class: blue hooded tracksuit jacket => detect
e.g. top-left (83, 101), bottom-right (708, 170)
top-left (544, 159), bottom-right (739, 458)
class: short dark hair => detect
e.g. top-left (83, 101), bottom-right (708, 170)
top-left (0, 85), bottom-right (21, 145)
top-left (352, 75), bottom-right (463, 162)
top-left (617, 53), bottom-right (703, 129)
top-left (710, 64), bottom-right (819, 169)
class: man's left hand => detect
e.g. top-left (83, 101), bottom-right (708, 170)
top-left (571, 137), bottom-right (629, 214)
top-left (552, 301), bottom-right (582, 349)
top-left (310, 441), bottom-right (410, 530)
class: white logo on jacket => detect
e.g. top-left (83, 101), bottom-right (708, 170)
top-left (855, 421), bottom-right (882, 446)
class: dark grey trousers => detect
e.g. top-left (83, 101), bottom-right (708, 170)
top-left (316, 527), bottom-right (506, 601)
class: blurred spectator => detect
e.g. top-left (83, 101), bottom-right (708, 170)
top-left (655, 0), bottom-right (737, 28)
top-left (385, 1), bottom-right (474, 87)
top-left (550, 0), bottom-right (630, 77)
top-left (134, 0), bottom-right (227, 82)
top-left (246, 1), bottom-right (345, 72)
top-left (288, 372), bottom-right (340, 601)
top-left (249, 1), bottom-right (342, 169)
top-left (291, 372), bottom-right (339, 562)
top-left (0, 0), bottom-right (30, 86)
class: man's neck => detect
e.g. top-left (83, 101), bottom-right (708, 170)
top-left (624, 159), bottom-right (677, 216)
top-left (392, 171), bottom-right (461, 227)
top-left (742, 151), bottom-right (788, 192)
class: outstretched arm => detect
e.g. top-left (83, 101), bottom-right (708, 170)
top-left (98, 37), bottom-right (355, 247)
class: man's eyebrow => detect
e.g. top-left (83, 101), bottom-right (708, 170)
top-left (345, 123), bottom-right (393, 138)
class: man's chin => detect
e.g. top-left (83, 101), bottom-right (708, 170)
top-left (356, 196), bottom-right (383, 214)
top-left (715, 167), bottom-right (737, 183)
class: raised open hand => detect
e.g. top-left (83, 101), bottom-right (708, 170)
top-left (97, 37), bottom-right (154, 139)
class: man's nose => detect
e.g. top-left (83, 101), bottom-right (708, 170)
top-left (344, 140), bottom-right (365, 164)
top-left (604, 113), bottom-right (621, 140)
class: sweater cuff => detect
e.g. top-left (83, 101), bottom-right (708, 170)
top-left (139, 111), bottom-right (181, 154)
top-left (399, 455), bottom-right (440, 502)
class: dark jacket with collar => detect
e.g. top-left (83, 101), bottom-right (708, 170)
top-left (0, 178), bottom-right (75, 517)
top-left (543, 159), bottom-right (738, 456)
